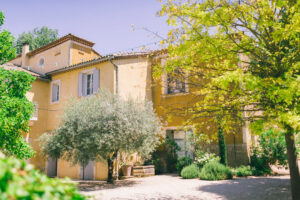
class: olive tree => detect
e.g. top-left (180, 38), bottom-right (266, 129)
top-left (41, 90), bottom-right (161, 183)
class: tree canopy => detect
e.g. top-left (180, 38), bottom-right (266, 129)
top-left (158, 0), bottom-right (299, 198)
top-left (0, 68), bottom-right (35, 159)
top-left (0, 11), bottom-right (16, 64)
top-left (41, 90), bottom-right (161, 183)
top-left (15, 26), bottom-right (58, 54)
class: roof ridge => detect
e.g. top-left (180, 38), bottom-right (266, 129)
top-left (27, 33), bottom-right (95, 57)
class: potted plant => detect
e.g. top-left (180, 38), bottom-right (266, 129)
top-left (121, 162), bottom-right (133, 177)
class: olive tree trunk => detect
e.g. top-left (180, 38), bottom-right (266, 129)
top-left (284, 125), bottom-right (300, 200)
top-left (107, 158), bottom-right (114, 184)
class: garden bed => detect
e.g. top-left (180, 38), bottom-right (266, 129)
top-left (132, 165), bottom-right (155, 177)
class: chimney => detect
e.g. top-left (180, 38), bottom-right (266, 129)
top-left (21, 42), bottom-right (30, 68)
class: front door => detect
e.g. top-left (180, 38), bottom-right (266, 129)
top-left (80, 160), bottom-right (94, 180)
top-left (46, 157), bottom-right (57, 177)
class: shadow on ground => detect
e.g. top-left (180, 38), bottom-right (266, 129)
top-left (77, 179), bottom-right (140, 192)
top-left (198, 176), bottom-right (291, 200)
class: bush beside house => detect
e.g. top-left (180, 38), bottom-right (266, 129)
top-left (181, 164), bottom-right (200, 179)
top-left (199, 161), bottom-right (233, 181)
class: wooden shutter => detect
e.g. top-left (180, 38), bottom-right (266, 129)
top-left (52, 84), bottom-right (57, 102)
top-left (93, 69), bottom-right (99, 94)
top-left (82, 74), bottom-right (87, 96)
top-left (78, 73), bottom-right (83, 97)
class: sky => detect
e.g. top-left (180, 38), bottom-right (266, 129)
top-left (0, 0), bottom-right (170, 55)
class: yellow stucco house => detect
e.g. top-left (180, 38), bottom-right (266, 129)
top-left (3, 34), bottom-right (252, 180)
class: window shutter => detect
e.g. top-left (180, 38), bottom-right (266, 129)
top-left (52, 84), bottom-right (57, 102)
top-left (162, 73), bottom-right (168, 95)
top-left (78, 73), bottom-right (83, 97)
top-left (93, 69), bottom-right (99, 94)
top-left (82, 74), bottom-right (87, 96)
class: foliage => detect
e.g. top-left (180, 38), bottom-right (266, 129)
top-left (150, 135), bottom-right (180, 174)
top-left (250, 129), bottom-right (287, 175)
top-left (180, 164), bottom-right (200, 179)
top-left (159, 0), bottom-right (299, 197)
top-left (194, 150), bottom-right (219, 169)
top-left (0, 157), bottom-right (85, 200)
top-left (258, 129), bottom-right (287, 166)
top-left (0, 11), bottom-right (16, 64)
top-left (250, 147), bottom-right (272, 176)
top-left (218, 117), bottom-right (227, 166)
top-left (152, 157), bottom-right (165, 175)
top-left (176, 156), bottom-right (193, 175)
top-left (199, 160), bottom-right (233, 181)
top-left (165, 135), bottom-right (181, 172)
top-left (0, 68), bottom-right (35, 159)
top-left (233, 165), bottom-right (253, 177)
top-left (40, 90), bottom-right (161, 183)
top-left (15, 26), bottom-right (58, 54)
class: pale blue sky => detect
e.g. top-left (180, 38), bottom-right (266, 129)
top-left (1, 0), bottom-right (170, 55)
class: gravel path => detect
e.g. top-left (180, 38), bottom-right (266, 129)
top-left (79, 174), bottom-right (291, 200)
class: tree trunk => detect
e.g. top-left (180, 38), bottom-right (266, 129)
top-left (284, 125), bottom-right (300, 200)
top-left (107, 158), bottom-right (114, 184)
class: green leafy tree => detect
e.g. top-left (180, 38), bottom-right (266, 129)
top-left (40, 90), bottom-right (161, 183)
top-left (15, 26), bottom-right (58, 54)
top-left (218, 117), bottom-right (227, 166)
top-left (0, 156), bottom-right (85, 200)
top-left (0, 11), bottom-right (16, 64)
top-left (159, 0), bottom-right (299, 198)
top-left (0, 68), bottom-right (35, 159)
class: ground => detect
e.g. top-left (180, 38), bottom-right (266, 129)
top-left (78, 174), bottom-right (291, 200)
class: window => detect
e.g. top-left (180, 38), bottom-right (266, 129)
top-left (86, 73), bottom-right (93, 95)
top-left (167, 69), bottom-right (186, 94)
top-left (38, 57), bottom-right (45, 67)
top-left (161, 59), bottom-right (188, 95)
top-left (30, 102), bottom-right (38, 121)
top-left (78, 69), bottom-right (99, 97)
top-left (166, 129), bottom-right (193, 158)
top-left (51, 80), bottom-right (60, 103)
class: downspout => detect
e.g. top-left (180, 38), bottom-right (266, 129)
top-left (109, 58), bottom-right (120, 181)
top-left (109, 58), bottom-right (118, 94)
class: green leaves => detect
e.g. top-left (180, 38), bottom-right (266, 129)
top-left (15, 26), bottom-right (58, 55)
top-left (0, 157), bottom-right (85, 200)
top-left (0, 12), bottom-right (16, 64)
top-left (41, 89), bottom-right (161, 169)
top-left (0, 68), bottom-right (35, 159)
top-left (158, 0), bottom-right (300, 134)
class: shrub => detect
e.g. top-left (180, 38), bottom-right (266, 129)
top-left (250, 129), bottom-right (287, 176)
top-left (250, 148), bottom-right (271, 175)
top-left (235, 165), bottom-right (253, 177)
top-left (199, 161), bottom-right (233, 180)
top-left (150, 135), bottom-right (180, 174)
top-left (181, 164), bottom-right (200, 179)
top-left (194, 150), bottom-right (219, 168)
top-left (152, 158), bottom-right (164, 174)
top-left (176, 156), bottom-right (193, 175)
top-left (0, 157), bottom-right (85, 200)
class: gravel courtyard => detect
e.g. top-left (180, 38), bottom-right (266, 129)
top-left (78, 174), bottom-right (291, 200)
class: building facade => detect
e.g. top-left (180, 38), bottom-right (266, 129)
top-left (3, 34), bottom-right (251, 180)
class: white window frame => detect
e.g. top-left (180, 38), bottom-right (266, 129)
top-left (81, 68), bottom-right (95, 97)
top-left (50, 80), bottom-right (61, 104)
